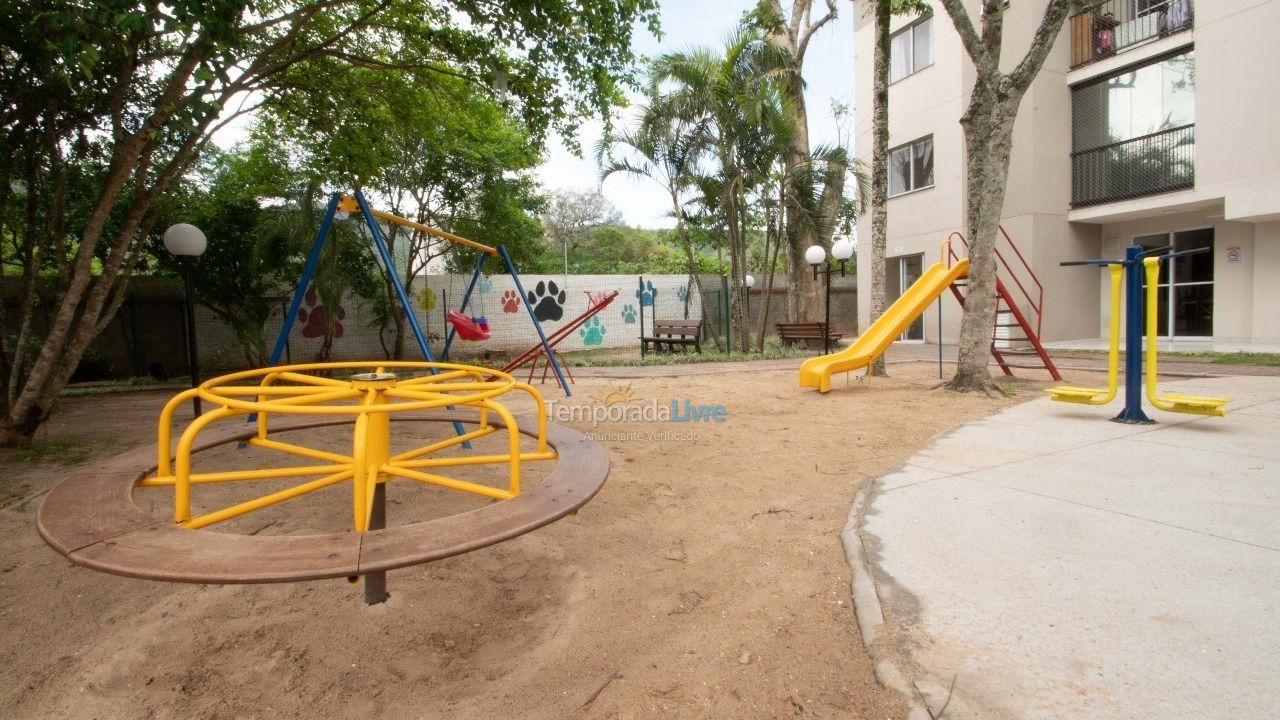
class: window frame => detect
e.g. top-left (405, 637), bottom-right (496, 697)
top-left (888, 15), bottom-right (934, 85)
top-left (888, 135), bottom-right (935, 198)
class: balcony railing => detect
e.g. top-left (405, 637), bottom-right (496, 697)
top-left (1070, 0), bottom-right (1193, 69)
top-left (1071, 124), bottom-right (1194, 207)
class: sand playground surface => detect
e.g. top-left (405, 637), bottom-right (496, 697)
top-left (0, 361), bottom-right (1091, 719)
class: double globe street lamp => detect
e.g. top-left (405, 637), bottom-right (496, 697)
top-left (163, 223), bottom-right (208, 417)
top-left (806, 237), bottom-right (855, 355)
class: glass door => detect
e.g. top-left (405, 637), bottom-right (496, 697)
top-left (1135, 228), bottom-right (1214, 338)
top-left (886, 254), bottom-right (925, 341)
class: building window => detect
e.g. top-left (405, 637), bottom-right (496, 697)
top-left (889, 136), bottom-right (934, 197)
top-left (890, 16), bottom-right (933, 83)
top-left (1136, 228), bottom-right (1213, 337)
top-left (1070, 48), bottom-right (1195, 206)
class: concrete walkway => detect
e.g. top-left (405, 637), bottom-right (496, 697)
top-left (857, 376), bottom-right (1280, 719)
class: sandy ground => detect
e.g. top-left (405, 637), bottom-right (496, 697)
top-left (0, 362), bottom-right (1080, 720)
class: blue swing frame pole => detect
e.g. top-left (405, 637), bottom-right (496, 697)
top-left (499, 244), bottom-right (571, 396)
top-left (266, 193), bottom-right (342, 366)
top-left (352, 191), bottom-right (470, 442)
top-left (441, 249), bottom-right (488, 360)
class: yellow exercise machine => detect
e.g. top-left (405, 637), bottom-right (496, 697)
top-left (1045, 264), bottom-right (1123, 405)
top-left (1047, 244), bottom-right (1229, 423)
top-left (1141, 257), bottom-right (1231, 417)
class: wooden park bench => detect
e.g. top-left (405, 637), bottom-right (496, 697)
top-left (641, 319), bottom-right (703, 355)
top-left (776, 322), bottom-right (845, 349)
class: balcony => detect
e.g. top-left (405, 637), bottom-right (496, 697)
top-left (1071, 124), bottom-right (1194, 207)
top-left (1070, 0), bottom-right (1193, 69)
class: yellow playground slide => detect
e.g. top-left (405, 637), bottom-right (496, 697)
top-left (799, 258), bottom-right (969, 393)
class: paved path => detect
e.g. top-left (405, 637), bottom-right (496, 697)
top-left (858, 376), bottom-right (1280, 719)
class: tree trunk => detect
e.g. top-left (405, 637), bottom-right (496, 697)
top-left (869, 0), bottom-right (892, 376)
top-left (935, 0), bottom-right (1073, 393)
top-left (948, 96), bottom-right (1017, 393)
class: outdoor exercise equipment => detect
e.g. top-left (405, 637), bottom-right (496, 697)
top-left (37, 361), bottom-right (608, 605)
top-left (1047, 244), bottom-right (1230, 422)
top-left (1141, 255), bottom-right (1230, 417)
top-left (1042, 264), bottom-right (1124, 405)
top-left (799, 228), bottom-right (1062, 393)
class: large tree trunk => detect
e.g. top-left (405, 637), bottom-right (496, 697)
top-left (765, 0), bottom-right (838, 324)
top-left (936, 0), bottom-right (1072, 393)
top-left (869, 0), bottom-right (891, 376)
top-left (782, 89), bottom-right (821, 324)
top-left (949, 97), bottom-right (1018, 392)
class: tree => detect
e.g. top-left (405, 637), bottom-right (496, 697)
top-left (754, 0), bottom-right (840, 324)
top-left (256, 68), bottom-right (546, 357)
top-left (542, 190), bottom-right (622, 275)
top-left (865, 0), bottom-right (928, 376)
top-left (0, 0), bottom-right (659, 445)
top-left (650, 30), bottom-right (793, 352)
top-left (598, 102), bottom-right (718, 341)
top-left (936, 0), bottom-right (1071, 392)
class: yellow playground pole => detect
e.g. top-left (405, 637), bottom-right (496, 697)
top-left (1045, 264), bottom-right (1124, 405)
top-left (1141, 257), bottom-right (1231, 417)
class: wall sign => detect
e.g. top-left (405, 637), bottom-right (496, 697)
top-left (1226, 246), bottom-right (1242, 263)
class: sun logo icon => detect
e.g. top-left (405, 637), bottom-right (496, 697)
top-left (594, 381), bottom-right (637, 406)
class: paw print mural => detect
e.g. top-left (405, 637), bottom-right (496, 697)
top-left (579, 316), bottom-right (606, 346)
top-left (478, 275), bottom-right (493, 293)
top-left (636, 279), bottom-right (657, 307)
top-left (676, 285), bottom-right (688, 302)
top-left (416, 287), bottom-right (436, 313)
top-left (620, 304), bottom-right (637, 324)
top-left (528, 280), bottom-right (566, 322)
top-left (501, 290), bottom-right (521, 313)
top-left (298, 289), bottom-right (345, 339)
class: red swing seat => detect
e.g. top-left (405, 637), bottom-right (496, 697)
top-left (446, 310), bottom-right (490, 341)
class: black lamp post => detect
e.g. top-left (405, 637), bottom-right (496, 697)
top-left (164, 223), bottom-right (207, 417)
top-left (806, 237), bottom-right (855, 355)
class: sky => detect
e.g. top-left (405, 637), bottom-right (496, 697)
top-left (542, 0), bottom-right (857, 228)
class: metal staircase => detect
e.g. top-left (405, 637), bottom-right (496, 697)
top-left (945, 226), bottom-right (1063, 381)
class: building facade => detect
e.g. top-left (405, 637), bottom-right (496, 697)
top-left (852, 0), bottom-right (1280, 346)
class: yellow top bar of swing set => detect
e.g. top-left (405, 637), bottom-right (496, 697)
top-left (337, 195), bottom-right (499, 256)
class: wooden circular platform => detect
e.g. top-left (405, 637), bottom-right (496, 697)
top-left (37, 412), bottom-right (608, 583)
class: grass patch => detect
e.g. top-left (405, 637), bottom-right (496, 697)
top-left (1051, 349), bottom-right (1280, 367)
top-left (4, 437), bottom-right (93, 466)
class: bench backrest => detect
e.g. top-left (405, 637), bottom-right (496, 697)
top-left (653, 319), bottom-right (702, 336)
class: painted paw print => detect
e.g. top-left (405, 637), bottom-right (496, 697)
top-left (478, 275), bottom-right (493, 294)
top-left (579, 316), bottom-right (606, 346)
top-left (528, 280), bottom-right (566, 322)
top-left (636, 279), bottom-right (657, 307)
top-left (676, 285), bottom-right (688, 302)
top-left (501, 290), bottom-right (520, 313)
top-left (298, 289), bottom-right (345, 339)
top-left (416, 287), bottom-right (436, 312)
top-left (620, 304), bottom-right (637, 324)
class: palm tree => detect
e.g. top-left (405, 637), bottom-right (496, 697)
top-left (596, 106), bottom-right (721, 346)
top-left (649, 30), bottom-right (795, 352)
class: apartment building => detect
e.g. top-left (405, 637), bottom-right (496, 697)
top-left (852, 0), bottom-right (1280, 346)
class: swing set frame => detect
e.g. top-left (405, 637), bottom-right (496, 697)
top-left (265, 191), bottom-right (571, 396)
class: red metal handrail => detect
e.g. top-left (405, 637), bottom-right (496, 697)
top-left (943, 226), bottom-right (1046, 338)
